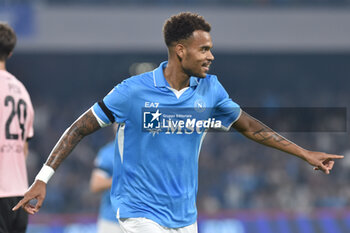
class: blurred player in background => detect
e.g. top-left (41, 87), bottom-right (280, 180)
top-left (13, 12), bottom-right (342, 233)
top-left (90, 124), bottom-right (122, 233)
top-left (0, 22), bottom-right (35, 233)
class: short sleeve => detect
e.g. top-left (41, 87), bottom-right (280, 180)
top-left (92, 80), bottom-right (130, 126)
top-left (212, 77), bottom-right (242, 131)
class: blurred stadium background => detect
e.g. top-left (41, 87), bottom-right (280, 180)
top-left (1, 0), bottom-right (350, 232)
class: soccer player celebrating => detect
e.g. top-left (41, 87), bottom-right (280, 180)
top-left (0, 23), bottom-right (35, 233)
top-left (13, 12), bottom-right (342, 233)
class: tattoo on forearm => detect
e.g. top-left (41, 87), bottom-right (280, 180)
top-left (46, 110), bottom-right (100, 170)
top-left (253, 127), bottom-right (291, 146)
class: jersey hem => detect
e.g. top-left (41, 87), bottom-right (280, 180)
top-left (0, 193), bottom-right (25, 198)
top-left (117, 209), bottom-right (197, 229)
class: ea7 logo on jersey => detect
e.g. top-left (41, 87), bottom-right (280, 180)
top-left (145, 102), bottom-right (159, 108)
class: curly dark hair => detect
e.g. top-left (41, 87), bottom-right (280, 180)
top-left (163, 12), bottom-right (211, 47)
top-left (0, 22), bottom-right (16, 61)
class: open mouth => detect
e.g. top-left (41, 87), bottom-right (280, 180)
top-left (202, 63), bottom-right (211, 72)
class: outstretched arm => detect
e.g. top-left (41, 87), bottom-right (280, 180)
top-left (13, 109), bottom-right (102, 214)
top-left (232, 111), bottom-right (343, 174)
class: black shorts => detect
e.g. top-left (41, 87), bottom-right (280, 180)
top-left (0, 196), bottom-right (28, 233)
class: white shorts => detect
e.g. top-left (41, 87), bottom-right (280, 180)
top-left (118, 218), bottom-right (197, 233)
top-left (97, 218), bottom-right (123, 233)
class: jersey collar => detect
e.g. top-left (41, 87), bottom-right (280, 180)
top-left (153, 61), bottom-right (199, 88)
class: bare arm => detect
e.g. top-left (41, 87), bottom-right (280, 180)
top-left (13, 109), bottom-right (102, 214)
top-left (233, 111), bottom-right (299, 156)
top-left (89, 169), bottom-right (113, 193)
top-left (45, 109), bottom-right (101, 170)
top-left (232, 111), bottom-right (343, 174)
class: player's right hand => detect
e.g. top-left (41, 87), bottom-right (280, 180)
top-left (12, 180), bottom-right (46, 214)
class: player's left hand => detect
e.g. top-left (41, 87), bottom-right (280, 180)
top-left (303, 150), bottom-right (343, 174)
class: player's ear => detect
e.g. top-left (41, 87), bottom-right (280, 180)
top-left (175, 44), bottom-right (185, 60)
top-left (7, 52), bottom-right (13, 59)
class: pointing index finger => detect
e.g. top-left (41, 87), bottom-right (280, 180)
top-left (12, 197), bottom-right (29, 211)
top-left (328, 155), bottom-right (344, 159)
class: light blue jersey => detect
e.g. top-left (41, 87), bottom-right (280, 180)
top-left (92, 61), bottom-right (241, 228)
top-left (94, 141), bottom-right (118, 222)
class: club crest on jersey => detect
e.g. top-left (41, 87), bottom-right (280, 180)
top-left (194, 99), bottom-right (206, 113)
